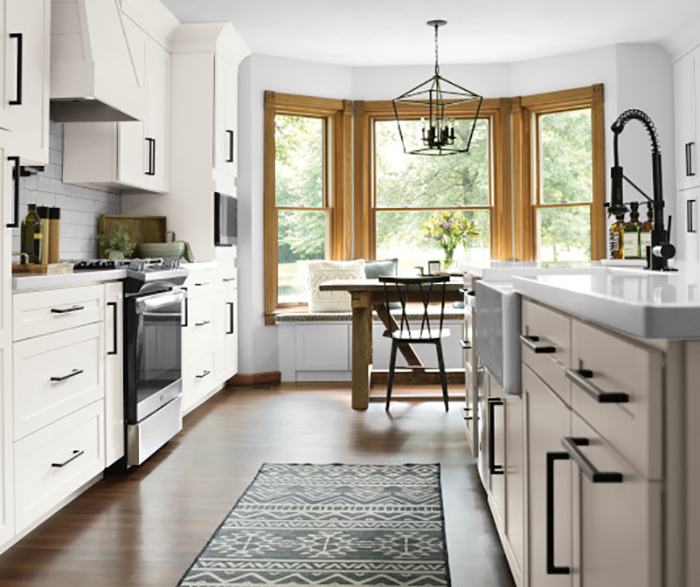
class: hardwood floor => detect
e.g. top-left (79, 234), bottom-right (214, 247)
top-left (0, 384), bottom-right (514, 587)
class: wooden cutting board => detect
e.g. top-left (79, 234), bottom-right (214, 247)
top-left (12, 263), bottom-right (73, 275)
top-left (98, 215), bottom-right (168, 245)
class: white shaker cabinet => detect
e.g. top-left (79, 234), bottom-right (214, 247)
top-left (63, 20), bottom-right (170, 194)
top-left (104, 282), bottom-right (124, 467)
top-left (216, 265), bottom-right (238, 384)
top-left (213, 52), bottom-right (238, 190)
top-left (2, 0), bottom-right (51, 166)
top-left (675, 46), bottom-right (700, 191)
top-left (0, 152), bottom-right (13, 549)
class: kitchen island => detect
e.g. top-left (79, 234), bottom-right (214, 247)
top-left (474, 264), bottom-right (700, 587)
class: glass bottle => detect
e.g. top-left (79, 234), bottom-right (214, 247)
top-left (21, 204), bottom-right (43, 264)
top-left (609, 213), bottom-right (625, 260)
top-left (640, 202), bottom-right (654, 260)
top-left (623, 202), bottom-right (642, 259)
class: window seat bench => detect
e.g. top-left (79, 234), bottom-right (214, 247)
top-left (276, 309), bottom-right (465, 382)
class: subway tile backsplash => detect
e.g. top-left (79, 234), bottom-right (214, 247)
top-left (11, 122), bottom-right (122, 260)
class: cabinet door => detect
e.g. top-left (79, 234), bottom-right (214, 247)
top-left (675, 49), bottom-right (699, 191)
top-left (5, 0), bottom-right (50, 166)
top-left (524, 365), bottom-right (572, 587)
top-left (0, 345), bottom-right (13, 548)
top-left (104, 282), bottom-right (124, 467)
top-left (118, 17), bottom-right (148, 190)
top-left (488, 376), bottom-right (506, 530)
top-left (570, 414), bottom-right (663, 587)
top-left (213, 53), bottom-right (237, 186)
top-left (504, 391), bottom-right (524, 580)
top-left (146, 39), bottom-right (170, 193)
top-left (223, 288), bottom-right (238, 380)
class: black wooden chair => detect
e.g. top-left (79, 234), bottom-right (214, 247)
top-left (378, 275), bottom-right (451, 411)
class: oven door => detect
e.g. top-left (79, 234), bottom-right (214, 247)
top-left (125, 289), bottom-right (185, 424)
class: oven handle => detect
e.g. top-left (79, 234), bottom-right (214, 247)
top-left (135, 290), bottom-right (186, 314)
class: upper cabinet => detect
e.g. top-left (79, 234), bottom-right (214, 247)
top-left (0, 0), bottom-right (51, 166)
top-left (62, 3), bottom-right (176, 193)
top-left (675, 46), bottom-right (700, 191)
top-left (213, 52), bottom-right (238, 190)
top-left (122, 23), bottom-right (250, 261)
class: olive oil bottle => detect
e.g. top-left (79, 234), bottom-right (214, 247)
top-left (640, 202), bottom-right (653, 260)
top-left (21, 204), bottom-right (43, 264)
top-left (609, 213), bottom-right (625, 259)
top-left (623, 202), bottom-right (642, 259)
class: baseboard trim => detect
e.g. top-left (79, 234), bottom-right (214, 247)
top-left (229, 371), bottom-right (282, 387)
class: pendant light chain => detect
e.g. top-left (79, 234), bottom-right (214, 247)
top-left (434, 23), bottom-right (440, 76)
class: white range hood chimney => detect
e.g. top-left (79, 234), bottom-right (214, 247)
top-left (50, 0), bottom-right (144, 122)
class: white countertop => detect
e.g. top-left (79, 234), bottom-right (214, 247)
top-left (464, 260), bottom-right (603, 281)
top-left (12, 269), bottom-right (127, 291)
top-left (514, 266), bottom-right (700, 339)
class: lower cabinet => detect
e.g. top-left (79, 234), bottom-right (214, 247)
top-left (14, 400), bottom-right (105, 532)
top-left (104, 282), bottom-right (124, 467)
top-left (0, 346), bottom-right (13, 548)
top-left (482, 371), bottom-right (525, 587)
top-left (523, 364), bottom-right (572, 587)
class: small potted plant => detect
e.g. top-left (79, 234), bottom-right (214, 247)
top-left (96, 226), bottom-right (136, 260)
top-left (422, 211), bottom-right (479, 271)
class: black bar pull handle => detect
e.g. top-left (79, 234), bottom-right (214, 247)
top-left (459, 339), bottom-right (471, 350)
top-left (562, 437), bottom-right (623, 483)
top-left (9, 33), bottom-right (23, 106)
top-left (6, 156), bottom-right (20, 228)
top-left (51, 449), bottom-right (84, 468)
top-left (51, 305), bottom-right (85, 315)
top-left (227, 130), bottom-right (234, 163)
top-left (227, 301), bottom-right (234, 335)
top-left (688, 200), bottom-right (696, 233)
top-left (487, 397), bottom-right (504, 475)
top-left (519, 334), bottom-right (556, 354)
top-left (546, 451), bottom-right (572, 575)
top-left (145, 138), bottom-right (155, 176)
top-left (566, 368), bottom-right (630, 403)
top-left (107, 302), bottom-right (118, 355)
top-left (195, 320), bottom-right (211, 327)
top-left (182, 287), bottom-right (188, 327)
top-left (686, 142), bottom-right (696, 177)
top-left (51, 369), bottom-right (84, 382)
top-left (196, 370), bottom-right (211, 379)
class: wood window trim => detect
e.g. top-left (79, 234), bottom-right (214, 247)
top-left (512, 84), bottom-right (606, 261)
top-left (353, 98), bottom-right (513, 261)
top-left (264, 91), bottom-right (352, 325)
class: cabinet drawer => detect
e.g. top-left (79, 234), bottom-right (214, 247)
top-left (14, 323), bottom-right (103, 440)
top-left (14, 400), bottom-right (105, 532)
top-left (183, 296), bottom-right (215, 356)
top-left (184, 269), bottom-right (215, 299)
top-left (14, 285), bottom-right (104, 341)
top-left (521, 300), bottom-right (571, 405)
top-left (570, 413), bottom-right (663, 587)
top-left (182, 350), bottom-right (216, 414)
top-left (570, 321), bottom-right (663, 479)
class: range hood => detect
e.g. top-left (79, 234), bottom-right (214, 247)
top-left (50, 0), bottom-right (144, 123)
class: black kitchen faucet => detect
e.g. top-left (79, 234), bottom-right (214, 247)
top-left (609, 109), bottom-right (676, 271)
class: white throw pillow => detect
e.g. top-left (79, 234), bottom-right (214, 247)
top-left (306, 259), bottom-right (366, 312)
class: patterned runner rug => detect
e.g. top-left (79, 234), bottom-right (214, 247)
top-left (177, 463), bottom-right (451, 586)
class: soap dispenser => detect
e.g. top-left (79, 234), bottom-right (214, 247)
top-left (623, 202), bottom-right (642, 259)
top-left (609, 213), bottom-right (625, 260)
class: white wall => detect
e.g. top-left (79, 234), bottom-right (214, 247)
top-left (237, 44), bottom-right (676, 375)
top-left (237, 55), bottom-right (353, 374)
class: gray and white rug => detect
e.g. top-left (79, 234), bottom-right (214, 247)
top-left (177, 463), bottom-right (451, 586)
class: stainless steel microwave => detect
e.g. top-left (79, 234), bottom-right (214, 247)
top-left (215, 192), bottom-right (237, 246)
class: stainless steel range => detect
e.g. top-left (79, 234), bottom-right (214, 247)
top-left (123, 259), bottom-right (188, 467)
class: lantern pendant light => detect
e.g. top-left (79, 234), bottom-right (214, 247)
top-left (392, 20), bottom-right (483, 156)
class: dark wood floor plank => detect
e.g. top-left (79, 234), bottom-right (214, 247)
top-left (0, 383), bottom-right (514, 587)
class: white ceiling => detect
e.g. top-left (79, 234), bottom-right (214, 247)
top-left (161, 0), bottom-right (700, 67)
